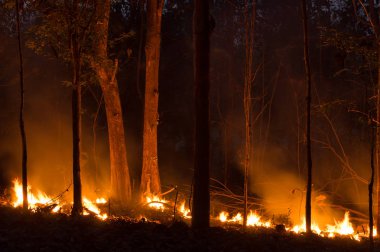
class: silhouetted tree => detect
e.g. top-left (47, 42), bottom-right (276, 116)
top-left (192, 0), bottom-right (211, 229)
top-left (243, 0), bottom-right (256, 229)
top-left (69, 0), bottom-right (83, 216)
top-left (301, 0), bottom-right (313, 234)
top-left (15, 0), bottom-right (28, 210)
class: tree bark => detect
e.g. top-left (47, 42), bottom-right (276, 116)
top-left (367, 0), bottom-right (380, 237)
top-left (70, 0), bottom-right (83, 216)
top-left (15, 0), bottom-right (28, 211)
top-left (243, 0), bottom-right (256, 229)
top-left (93, 0), bottom-right (132, 207)
top-left (370, 119), bottom-right (375, 249)
top-left (376, 41), bottom-right (380, 235)
top-left (140, 0), bottom-right (164, 198)
top-left (301, 0), bottom-right (313, 234)
top-left (192, 0), bottom-right (210, 229)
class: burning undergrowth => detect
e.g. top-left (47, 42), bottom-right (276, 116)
top-left (1, 178), bottom-right (377, 244)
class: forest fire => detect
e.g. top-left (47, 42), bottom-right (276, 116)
top-left (11, 178), bottom-right (108, 220)
top-left (8, 178), bottom-right (378, 242)
top-left (145, 195), bottom-right (167, 210)
top-left (12, 179), bottom-right (61, 212)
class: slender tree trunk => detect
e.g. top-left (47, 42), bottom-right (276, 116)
top-left (370, 119), bottom-right (375, 249)
top-left (243, 0), bottom-right (256, 228)
top-left (71, 0), bottom-right (83, 216)
top-left (140, 0), bottom-right (164, 198)
top-left (367, 0), bottom-right (380, 236)
top-left (93, 0), bottom-right (132, 207)
top-left (192, 0), bottom-right (210, 229)
top-left (15, 0), bottom-right (28, 211)
top-left (376, 41), bottom-right (380, 235)
top-left (301, 0), bottom-right (313, 234)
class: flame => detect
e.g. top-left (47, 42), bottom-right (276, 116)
top-left (11, 178), bottom-right (108, 220)
top-left (83, 198), bottom-right (108, 220)
top-left (247, 211), bottom-right (271, 227)
top-left (326, 212), bottom-right (354, 236)
top-left (291, 212), bottom-right (362, 240)
top-left (291, 219), bottom-right (322, 235)
top-left (12, 178), bottom-right (57, 209)
top-left (9, 178), bottom-right (379, 241)
top-left (178, 202), bottom-right (191, 219)
top-left (146, 195), bottom-right (167, 210)
top-left (218, 212), bottom-right (243, 224)
top-left (95, 198), bottom-right (107, 204)
top-left (219, 211), bottom-right (228, 222)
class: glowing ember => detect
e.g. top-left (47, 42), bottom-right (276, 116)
top-left (146, 195), bottom-right (167, 210)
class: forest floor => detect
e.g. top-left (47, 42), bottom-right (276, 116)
top-left (0, 206), bottom-right (376, 252)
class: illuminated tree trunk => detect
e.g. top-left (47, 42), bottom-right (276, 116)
top-left (192, 0), bottom-right (210, 229)
top-left (301, 0), bottom-right (313, 234)
top-left (92, 0), bottom-right (132, 207)
top-left (140, 0), bottom-right (164, 198)
top-left (70, 0), bottom-right (83, 216)
top-left (243, 0), bottom-right (256, 229)
top-left (15, 0), bottom-right (28, 211)
top-left (369, 120), bottom-right (375, 247)
top-left (376, 41), bottom-right (380, 234)
top-left (367, 0), bottom-right (380, 235)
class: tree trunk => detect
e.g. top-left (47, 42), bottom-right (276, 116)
top-left (243, 0), bottom-right (256, 229)
top-left (15, 0), bottom-right (28, 211)
top-left (376, 41), bottom-right (380, 235)
top-left (192, 0), bottom-right (210, 229)
top-left (93, 0), bottom-right (132, 207)
top-left (140, 0), bottom-right (164, 198)
top-left (70, 0), bottom-right (83, 216)
top-left (301, 0), bottom-right (313, 234)
top-left (370, 119), bottom-right (375, 249)
top-left (367, 0), bottom-right (380, 237)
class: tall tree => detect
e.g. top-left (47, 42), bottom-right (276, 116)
top-left (140, 0), bottom-right (164, 198)
top-left (301, 0), bottom-right (313, 234)
top-left (243, 0), bottom-right (256, 228)
top-left (355, 0), bottom-right (380, 235)
top-left (369, 0), bottom-right (380, 235)
top-left (15, 0), bottom-right (28, 210)
top-left (192, 0), bottom-right (211, 229)
top-left (69, 0), bottom-right (83, 216)
top-left (91, 0), bottom-right (132, 207)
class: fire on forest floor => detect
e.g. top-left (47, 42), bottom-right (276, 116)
top-left (3, 178), bottom-right (378, 242)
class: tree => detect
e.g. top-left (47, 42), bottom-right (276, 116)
top-left (355, 0), bottom-right (380, 236)
top-left (301, 0), bottom-right (313, 234)
top-left (243, 0), bottom-right (256, 229)
top-left (192, 0), bottom-right (211, 229)
top-left (15, 0), bottom-right (28, 210)
top-left (91, 0), bottom-right (132, 207)
top-left (69, 0), bottom-right (83, 216)
top-left (140, 0), bottom-right (164, 198)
